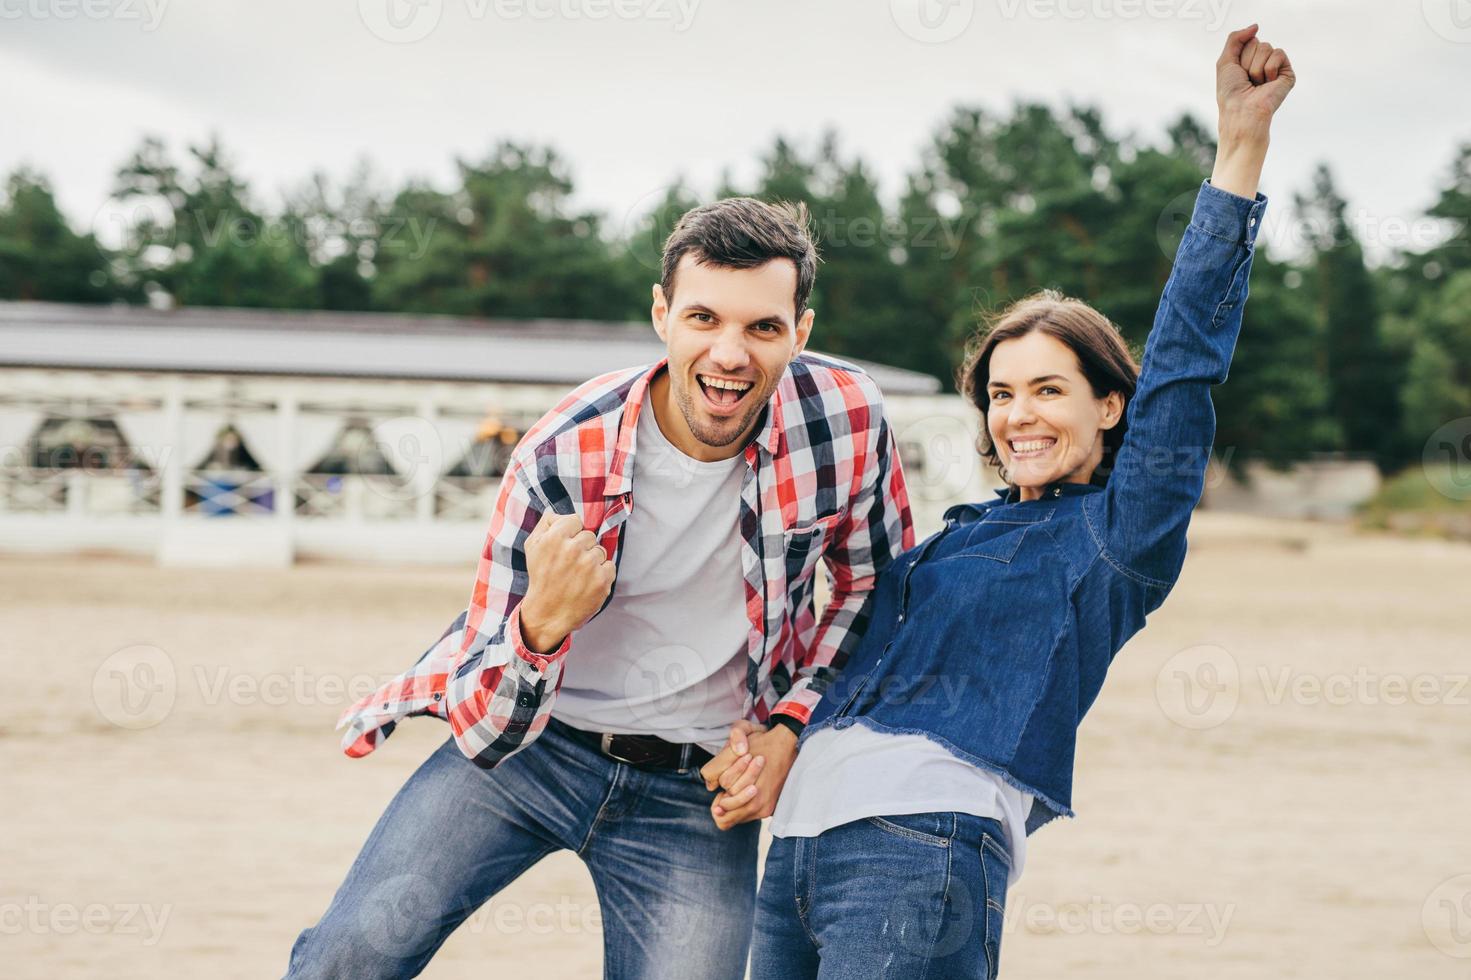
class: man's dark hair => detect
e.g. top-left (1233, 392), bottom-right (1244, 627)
top-left (660, 197), bottom-right (819, 318)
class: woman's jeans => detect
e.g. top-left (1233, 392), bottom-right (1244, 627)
top-left (284, 719), bottom-right (758, 979)
top-left (751, 811), bottom-right (1011, 980)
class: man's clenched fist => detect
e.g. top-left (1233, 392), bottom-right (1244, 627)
top-left (517, 510), bottom-right (616, 654)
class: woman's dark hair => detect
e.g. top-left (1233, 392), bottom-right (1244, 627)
top-left (957, 289), bottom-right (1141, 485)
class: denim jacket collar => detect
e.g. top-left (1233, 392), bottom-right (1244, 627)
top-left (943, 480), bottom-right (1102, 523)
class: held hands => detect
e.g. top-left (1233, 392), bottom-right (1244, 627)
top-left (700, 720), bottom-right (799, 831)
top-left (1211, 24), bottom-right (1296, 200)
top-left (517, 510), bottom-right (616, 654)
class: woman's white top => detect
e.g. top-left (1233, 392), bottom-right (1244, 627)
top-left (770, 723), bottom-right (1032, 886)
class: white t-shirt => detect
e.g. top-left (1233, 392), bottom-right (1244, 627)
top-left (551, 401), bottom-right (750, 755)
top-left (770, 724), bottom-right (1033, 887)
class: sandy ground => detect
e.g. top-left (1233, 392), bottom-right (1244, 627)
top-left (3, 512), bottom-right (1470, 979)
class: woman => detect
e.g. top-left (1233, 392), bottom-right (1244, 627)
top-left (703, 25), bottom-right (1296, 979)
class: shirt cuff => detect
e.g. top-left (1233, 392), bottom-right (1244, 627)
top-left (767, 709), bottom-right (808, 737)
top-left (1195, 179), bottom-right (1268, 247)
top-left (509, 604), bottom-right (569, 671)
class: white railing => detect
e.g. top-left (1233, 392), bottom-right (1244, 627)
top-left (0, 468), bottom-right (163, 515)
top-left (435, 475), bottom-right (497, 521)
top-left (184, 469), bottom-right (277, 517)
top-left (296, 473), bottom-right (418, 521)
top-left (0, 465), bottom-right (503, 524)
top-left (0, 468), bottom-right (68, 513)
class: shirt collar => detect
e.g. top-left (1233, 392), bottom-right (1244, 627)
top-left (605, 358), bottom-right (785, 498)
top-left (996, 479), bottom-right (1104, 504)
top-left (751, 376), bottom-right (786, 457)
top-left (946, 478), bottom-right (1101, 520)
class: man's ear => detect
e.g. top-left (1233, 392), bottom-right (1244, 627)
top-left (792, 307), bottom-right (815, 359)
top-left (1099, 391), bottom-right (1125, 430)
top-left (651, 283), bottom-right (669, 343)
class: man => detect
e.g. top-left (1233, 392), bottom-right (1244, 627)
top-left (284, 197), bottom-right (914, 979)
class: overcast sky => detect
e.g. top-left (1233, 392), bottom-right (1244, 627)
top-left (3, 0), bottom-right (1468, 264)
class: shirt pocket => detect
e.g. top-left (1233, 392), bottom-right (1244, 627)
top-left (942, 506), bottom-right (1054, 564)
top-left (933, 521), bottom-right (1030, 564)
top-left (781, 511), bottom-right (844, 583)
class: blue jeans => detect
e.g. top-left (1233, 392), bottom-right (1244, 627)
top-left (284, 720), bottom-right (759, 979)
top-left (750, 812), bottom-right (1011, 980)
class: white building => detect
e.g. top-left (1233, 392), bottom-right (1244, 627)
top-left (0, 301), bottom-right (994, 567)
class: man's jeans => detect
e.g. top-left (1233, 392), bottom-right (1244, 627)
top-left (750, 811), bottom-right (1010, 980)
top-left (284, 719), bottom-right (759, 979)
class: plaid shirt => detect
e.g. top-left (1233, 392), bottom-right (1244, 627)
top-left (337, 353), bottom-right (915, 767)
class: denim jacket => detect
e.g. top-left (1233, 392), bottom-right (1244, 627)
top-left (803, 181), bottom-right (1267, 834)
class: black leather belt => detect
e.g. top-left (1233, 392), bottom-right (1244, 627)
top-left (551, 718), bottom-right (714, 773)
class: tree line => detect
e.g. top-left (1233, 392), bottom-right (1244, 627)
top-left (2, 103), bottom-right (1467, 472)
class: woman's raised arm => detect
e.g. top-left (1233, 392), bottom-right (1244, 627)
top-left (1086, 26), bottom-right (1295, 589)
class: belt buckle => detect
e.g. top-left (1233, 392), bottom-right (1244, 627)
top-left (598, 732), bottom-right (684, 770)
top-left (599, 732), bottom-right (648, 766)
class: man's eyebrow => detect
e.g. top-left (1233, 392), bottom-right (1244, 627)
top-left (678, 303), bottom-right (793, 328)
top-left (748, 312), bottom-right (793, 328)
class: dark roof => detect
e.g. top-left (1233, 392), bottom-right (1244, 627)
top-left (0, 301), bottom-right (941, 395)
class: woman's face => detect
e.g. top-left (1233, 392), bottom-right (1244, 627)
top-left (985, 331), bottom-right (1124, 498)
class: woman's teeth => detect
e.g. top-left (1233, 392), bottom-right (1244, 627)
top-left (1010, 438), bottom-right (1056, 456)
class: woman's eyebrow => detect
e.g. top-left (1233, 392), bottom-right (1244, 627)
top-left (989, 374), bottom-right (1068, 389)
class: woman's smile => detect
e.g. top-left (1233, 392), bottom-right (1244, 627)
top-left (1008, 436), bottom-right (1058, 460)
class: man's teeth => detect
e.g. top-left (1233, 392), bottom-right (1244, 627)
top-left (1011, 438), bottom-right (1055, 453)
top-left (699, 375), bottom-right (754, 392)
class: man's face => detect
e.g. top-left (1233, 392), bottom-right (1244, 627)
top-left (650, 254), bottom-right (814, 462)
